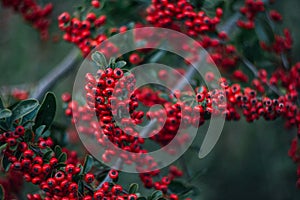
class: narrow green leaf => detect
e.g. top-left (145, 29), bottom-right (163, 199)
top-left (0, 109), bottom-right (11, 119)
top-left (1, 156), bottom-right (11, 172)
top-left (137, 197), bottom-right (147, 200)
top-left (129, 183), bottom-right (139, 194)
top-left (91, 51), bottom-right (108, 67)
top-left (0, 121), bottom-right (8, 131)
top-left (78, 180), bottom-right (84, 194)
top-left (58, 152), bottom-right (67, 163)
top-left (54, 145), bottom-right (62, 157)
top-left (151, 190), bottom-right (163, 200)
top-left (42, 130), bottom-right (51, 138)
top-left (109, 57), bottom-right (116, 66)
top-left (24, 130), bottom-right (33, 142)
top-left (43, 150), bottom-right (53, 162)
top-left (0, 184), bottom-right (4, 200)
top-left (83, 155), bottom-right (94, 173)
top-left (56, 163), bottom-right (66, 168)
top-left (115, 61), bottom-right (127, 68)
top-left (10, 99), bottom-right (39, 122)
top-left (0, 144), bottom-right (7, 152)
top-left (35, 125), bottom-right (46, 141)
top-left (34, 92), bottom-right (56, 131)
top-left (21, 106), bottom-right (39, 125)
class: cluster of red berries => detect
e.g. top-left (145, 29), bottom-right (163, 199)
top-left (237, 0), bottom-right (265, 29)
top-left (58, 11), bottom-right (107, 56)
top-left (0, 125), bottom-right (98, 199)
top-left (146, 0), bottom-right (223, 37)
top-left (260, 28), bottom-right (292, 55)
top-left (1, 0), bottom-right (53, 39)
top-left (63, 65), bottom-right (187, 198)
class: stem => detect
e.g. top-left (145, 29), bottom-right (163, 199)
top-left (31, 48), bottom-right (81, 100)
top-left (241, 56), bottom-right (283, 96)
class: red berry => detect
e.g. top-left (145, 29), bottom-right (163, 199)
top-left (109, 169), bottom-right (119, 180)
top-left (129, 53), bottom-right (142, 65)
top-left (84, 173), bottom-right (95, 183)
top-left (91, 0), bottom-right (100, 8)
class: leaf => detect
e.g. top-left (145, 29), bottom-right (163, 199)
top-left (78, 180), bottom-right (84, 194)
top-left (137, 198), bottom-right (147, 200)
top-left (34, 92), bottom-right (56, 132)
top-left (42, 130), bottom-right (51, 138)
top-left (109, 57), bottom-right (116, 66)
top-left (129, 183), bottom-right (139, 194)
top-left (56, 163), bottom-right (66, 168)
top-left (35, 125), bottom-right (46, 141)
top-left (43, 149), bottom-right (53, 162)
top-left (0, 121), bottom-right (8, 131)
top-left (54, 145), bottom-right (63, 157)
top-left (0, 109), bottom-right (11, 119)
top-left (0, 185), bottom-right (4, 200)
top-left (115, 61), bottom-right (127, 68)
top-left (168, 180), bottom-right (199, 198)
top-left (151, 190), bottom-right (163, 200)
top-left (255, 18), bottom-right (275, 45)
top-left (58, 152), bottom-right (67, 163)
top-left (1, 156), bottom-right (11, 172)
top-left (83, 155), bottom-right (94, 173)
top-left (24, 130), bottom-right (33, 142)
top-left (0, 144), bottom-right (7, 152)
top-left (91, 51), bottom-right (107, 67)
top-left (21, 106), bottom-right (39, 125)
top-left (10, 99), bottom-right (39, 122)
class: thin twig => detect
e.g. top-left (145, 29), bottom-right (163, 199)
top-left (241, 56), bottom-right (283, 96)
top-left (31, 48), bottom-right (81, 100)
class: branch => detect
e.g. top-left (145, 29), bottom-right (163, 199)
top-left (241, 56), bottom-right (283, 96)
top-left (31, 48), bottom-right (81, 100)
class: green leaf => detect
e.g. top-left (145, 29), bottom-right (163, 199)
top-left (91, 51), bottom-right (107, 68)
top-left (21, 106), bottom-right (39, 126)
top-left (151, 190), bottom-right (163, 200)
top-left (56, 163), bottom-right (66, 169)
top-left (0, 109), bottom-right (12, 119)
top-left (83, 155), bottom-right (94, 173)
top-left (42, 149), bottom-right (53, 162)
top-left (24, 130), bottom-right (33, 142)
top-left (35, 125), bottom-right (46, 141)
top-left (58, 152), bottom-right (67, 163)
top-left (129, 183), bottom-right (139, 194)
top-left (137, 198), bottom-right (147, 200)
top-left (54, 145), bottom-right (63, 157)
top-left (10, 99), bottom-right (39, 122)
top-left (42, 130), bottom-right (51, 138)
top-left (115, 61), bottom-right (127, 68)
top-left (78, 180), bottom-right (84, 194)
top-left (0, 184), bottom-right (4, 200)
top-left (0, 121), bottom-right (8, 131)
top-left (109, 57), bottom-right (116, 66)
top-left (0, 144), bottom-right (7, 152)
top-left (1, 156), bottom-right (11, 172)
top-left (34, 92), bottom-right (56, 132)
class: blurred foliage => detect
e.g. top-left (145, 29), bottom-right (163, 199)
top-left (0, 0), bottom-right (300, 199)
